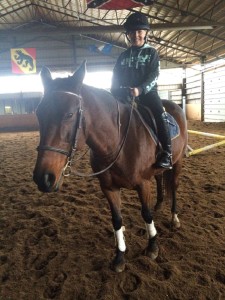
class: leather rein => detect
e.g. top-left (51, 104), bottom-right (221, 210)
top-left (37, 91), bottom-right (134, 178)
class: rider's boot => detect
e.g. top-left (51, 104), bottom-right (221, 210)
top-left (155, 112), bottom-right (173, 170)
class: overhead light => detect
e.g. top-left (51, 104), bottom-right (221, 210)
top-left (152, 23), bottom-right (215, 31)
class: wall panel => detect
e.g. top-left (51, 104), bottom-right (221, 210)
top-left (204, 66), bottom-right (225, 122)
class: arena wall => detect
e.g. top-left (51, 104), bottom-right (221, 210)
top-left (0, 114), bottom-right (38, 132)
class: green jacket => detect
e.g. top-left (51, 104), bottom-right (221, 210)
top-left (111, 44), bottom-right (160, 98)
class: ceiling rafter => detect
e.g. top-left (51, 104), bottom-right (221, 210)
top-left (194, 0), bottom-right (224, 21)
top-left (0, 2), bottom-right (32, 19)
top-left (128, 7), bottom-right (225, 59)
top-left (154, 0), bottom-right (216, 22)
top-left (0, 1), bottom-right (225, 66)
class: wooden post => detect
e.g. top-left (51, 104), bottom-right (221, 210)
top-left (200, 56), bottom-right (205, 122)
top-left (182, 66), bottom-right (186, 115)
top-left (72, 35), bottom-right (77, 71)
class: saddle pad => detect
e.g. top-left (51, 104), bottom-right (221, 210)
top-left (167, 113), bottom-right (180, 140)
top-left (134, 107), bottom-right (180, 144)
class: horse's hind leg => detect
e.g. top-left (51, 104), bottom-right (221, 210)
top-left (137, 181), bottom-right (159, 260)
top-left (164, 161), bottom-right (182, 228)
top-left (171, 160), bottom-right (183, 228)
top-left (154, 174), bottom-right (164, 211)
top-left (101, 187), bottom-right (126, 272)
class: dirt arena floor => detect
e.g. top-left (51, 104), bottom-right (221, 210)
top-left (0, 120), bottom-right (225, 300)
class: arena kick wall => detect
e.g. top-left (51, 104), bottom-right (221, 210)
top-left (0, 114), bottom-right (38, 132)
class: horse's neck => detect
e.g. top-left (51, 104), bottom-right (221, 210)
top-left (82, 87), bottom-right (120, 157)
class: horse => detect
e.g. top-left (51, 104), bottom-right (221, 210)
top-left (33, 61), bottom-right (188, 272)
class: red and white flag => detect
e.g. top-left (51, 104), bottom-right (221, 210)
top-left (87, 0), bottom-right (154, 10)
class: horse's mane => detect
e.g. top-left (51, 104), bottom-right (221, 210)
top-left (82, 84), bottom-right (116, 103)
top-left (50, 76), bottom-right (114, 102)
top-left (82, 83), bottom-right (112, 95)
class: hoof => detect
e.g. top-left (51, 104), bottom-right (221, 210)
top-left (145, 246), bottom-right (159, 260)
top-left (113, 261), bottom-right (126, 273)
top-left (144, 235), bottom-right (159, 260)
top-left (111, 249), bottom-right (125, 273)
top-left (172, 220), bottom-right (181, 229)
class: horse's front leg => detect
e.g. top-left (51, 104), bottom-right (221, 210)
top-left (101, 187), bottom-right (126, 272)
top-left (137, 181), bottom-right (159, 260)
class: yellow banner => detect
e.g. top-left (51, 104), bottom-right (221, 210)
top-left (11, 48), bottom-right (37, 74)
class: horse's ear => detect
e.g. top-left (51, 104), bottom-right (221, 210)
top-left (40, 66), bottom-right (52, 90)
top-left (71, 60), bottom-right (86, 93)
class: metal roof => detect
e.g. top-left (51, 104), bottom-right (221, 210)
top-left (0, 0), bottom-right (225, 66)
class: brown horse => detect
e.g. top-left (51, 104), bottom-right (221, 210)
top-left (33, 61), bottom-right (188, 272)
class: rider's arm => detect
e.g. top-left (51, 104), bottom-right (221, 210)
top-left (138, 48), bottom-right (160, 95)
top-left (111, 57), bottom-right (124, 98)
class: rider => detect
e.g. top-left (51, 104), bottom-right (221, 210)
top-left (111, 12), bottom-right (172, 170)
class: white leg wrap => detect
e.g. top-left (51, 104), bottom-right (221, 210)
top-left (115, 226), bottom-right (126, 252)
top-left (145, 221), bottom-right (157, 239)
top-left (172, 213), bottom-right (179, 223)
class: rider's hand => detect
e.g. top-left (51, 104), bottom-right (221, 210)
top-left (129, 87), bottom-right (143, 97)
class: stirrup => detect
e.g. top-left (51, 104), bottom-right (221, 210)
top-left (155, 151), bottom-right (172, 170)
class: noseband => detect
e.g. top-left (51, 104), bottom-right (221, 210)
top-left (37, 91), bottom-right (83, 176)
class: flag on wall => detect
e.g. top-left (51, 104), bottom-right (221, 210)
top-left (11, 48), bottom-right (37, 74)
top-left (88, 43), bottom-right (113, 55)
top-left (87, 0), bottom-right (154, 9)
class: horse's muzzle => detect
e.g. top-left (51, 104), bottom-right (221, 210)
top-left (33, 171), bottom-right (59, 193)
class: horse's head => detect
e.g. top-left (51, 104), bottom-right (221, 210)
top-left (33, 61), bottom-right (86, 192)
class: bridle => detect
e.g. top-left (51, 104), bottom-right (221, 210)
top-left (37, 91), bottom-right (84, 177)
top-left (37, 91), bottom-right (135, 178)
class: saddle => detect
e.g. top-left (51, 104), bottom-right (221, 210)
top-left (134, 103), bottom-right (180, 145)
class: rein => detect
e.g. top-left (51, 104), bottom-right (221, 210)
top-left (37, 91), bottom-right (135, 178)
top-left (75, 100), bottom-right (134, 177)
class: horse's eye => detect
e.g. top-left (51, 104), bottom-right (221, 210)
top-left (64, 113), bottom-right (73, 120)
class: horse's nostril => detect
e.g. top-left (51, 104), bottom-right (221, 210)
top-left (44, 173), bottom-right (55, 189)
